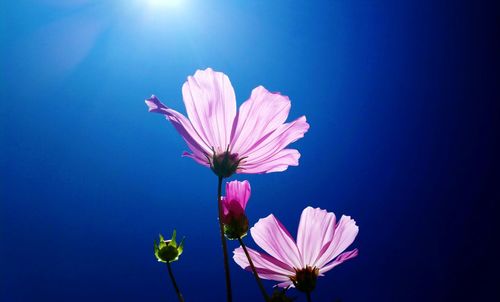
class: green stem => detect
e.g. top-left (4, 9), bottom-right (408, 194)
top-left (166, 261), bottom-right (185, 302)
top-left (217, 176), bottom-right (232, 302)
top-left (238, 237), bottom-right (269, 301)
top-left (306, 291), bottom-right (312, 302)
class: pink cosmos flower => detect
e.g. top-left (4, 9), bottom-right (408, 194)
top-left (145, 68), bottom-right (309, 176)
top-left (233, 207), bottom-right (359, 291)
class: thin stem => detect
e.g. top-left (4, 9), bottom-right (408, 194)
top-left (238, 237), bottom-right (269, 301)
top-left (217, 176), bottom-right (232, 302)
top-left (306, 291), bottom-right (312, 302)
top-left (166, 261), bottom-right (185, 302)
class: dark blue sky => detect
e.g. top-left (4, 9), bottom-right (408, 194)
top-left (1, 0), bottom-right (498, 301)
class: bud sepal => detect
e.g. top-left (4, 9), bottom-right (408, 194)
top-left (223, 214), bottom-right (249, 240)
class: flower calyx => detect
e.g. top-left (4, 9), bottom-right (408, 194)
top-left (223, 213), bottom-right (249, 240)
top-left (290, 265), bottom-right (320, 293)
top-left (208, 147), bottom-right (244, 178)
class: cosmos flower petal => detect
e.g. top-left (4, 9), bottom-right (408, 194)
top-left (276, 281), bottom-right (294, 288)
top-left (238, 149), bottom-right (300, 174)
top-left (297, 207), bottom-right (337, 266)
top-left (240, 116), bottom-right (309, 169)
top-left (181, 151), bottom-right (209, 167)
top-left (181, 68), bottom-right (236, 151)
top-left (257, 273), bottom-right (292, 283)
top-left (225, 180), bottom-right (251, 210)
top-left (145, 95), bottom-right (211, 164)
top-left (230, 86), bottom-right (291, 155)
top-left (233, 246), bottom-right (295, 280)
top-left (319, 249), bottom-right (359, 274)
top-left (314, 215), bottom-right (359, 268)
top-left (250, 214), bottom-right (303, 269)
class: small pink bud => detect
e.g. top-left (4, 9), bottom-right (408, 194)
top-left (221, 180), bottom-right (251, 239)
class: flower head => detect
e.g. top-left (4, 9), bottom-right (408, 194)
top-left (233, 207), bottom-right (359, 292)
top-left (154, 230), bottom-right (185, 263)
top-left (145, 68), bottom-right (309, 177)
top-left (221, 180), bottom-right (251, 239)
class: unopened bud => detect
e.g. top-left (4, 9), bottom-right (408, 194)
top-left (154, 230), bottom-right (185, 263)
top-left (269, 288), bottom-right (295, 302)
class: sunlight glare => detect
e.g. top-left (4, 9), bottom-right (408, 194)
top-left (147, 0), bottom-right (183, 8)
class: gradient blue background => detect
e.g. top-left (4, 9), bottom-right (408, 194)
top-left (1, 1), bottom-right (498, 301)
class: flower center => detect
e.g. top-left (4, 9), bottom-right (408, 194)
top-left (290, 266), bottom-right (319, 293)
top-left (209, 148), bottom-right (242, 178)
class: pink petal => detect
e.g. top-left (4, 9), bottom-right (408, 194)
top-left (225, 180), bottom-right (251, 210)
top-left (230, 86), bottom-right (291, 155)
top-left (233, 246), bottom-right (295, 282)
top-left (276, 281), bottom-right (294, 288)
top-left (145, 95), bottom-right (211, 165)
top-left (221, 198), bottom-right (245, 224)
top-left (238, 149), bottom-right (300, 174)
top-left (238, 116), bottom-right (309, 173)
top-left (181, 68), bottom-right (236, 152)
top-left (314, 215), bottom-right (359, 269)
top-left (296, 207), bottom-right (337, 266)
top-left (181, 150), bottom-right (210, 167)
top-left (250, 214), bottom-right (303, 269)
top-left (319, 249), bottom-right (359, 274)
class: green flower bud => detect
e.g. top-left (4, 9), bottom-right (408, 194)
top-left (223, 214), bottom-right (249, 240)
top-left (154, 230), bottom-right (185, 263)
top-left (269, 288), bottom-right (295, 302)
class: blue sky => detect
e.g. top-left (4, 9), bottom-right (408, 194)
top-left (1, 1), bottom-right (497, 301)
